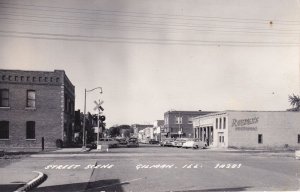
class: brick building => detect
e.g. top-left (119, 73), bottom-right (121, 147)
top-left (0, 69), bottom-right (75, 151)
top-left (164, 110), bottom-right (216, 138)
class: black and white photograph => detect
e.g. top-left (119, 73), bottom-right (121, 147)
top-left (0, 0), bottom-right (300, 191)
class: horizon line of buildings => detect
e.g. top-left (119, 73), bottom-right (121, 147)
top-left (1, 69), bottom-right (300, 151)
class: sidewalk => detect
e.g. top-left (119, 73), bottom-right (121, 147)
top-left (0, 169), bottom-right (37, 192)
top-left (0, 156), bottom-right (53, 192)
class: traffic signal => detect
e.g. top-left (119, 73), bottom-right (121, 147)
top-left (99, 115), bottom-right (106, 122)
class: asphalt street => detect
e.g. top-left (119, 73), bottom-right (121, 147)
top-left (1, 145), bottom-right (300, 192)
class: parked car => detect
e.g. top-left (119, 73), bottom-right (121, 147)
top-left (149, 139), bottom-right (159, 144)
top-left (127, 138), bottom-right (139, 147)
top-left (174, 138), bottom-right (189, 148)
top-left (97, 138), bottom-right (119, 148)
top-left (160, 138), bottom-right (174, 147)
top-left (182, 138), bottom-right (207, 149)
top-left (116, 138), bottom-right (127, 145)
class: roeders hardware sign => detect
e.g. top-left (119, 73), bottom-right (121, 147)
top-left (232, 117), bottom-right (259, 131)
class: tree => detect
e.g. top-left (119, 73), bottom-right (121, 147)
top-left (288, 94), bottom-right (300, 111)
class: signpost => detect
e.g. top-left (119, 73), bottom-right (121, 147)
top-left (94, 100), bottom-right (104, 148)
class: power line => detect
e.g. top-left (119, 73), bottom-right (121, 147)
top-left (0, 30), bottom-right (298, 47)
top-left (1, 16), bottom-right (300, 36)
top-left (0, 2), bottom-right (300, 26)
top-left (1, 11), bottom-right (300, 34)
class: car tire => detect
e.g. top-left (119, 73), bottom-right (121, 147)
top-left (194, 145), bottom-right (199, 149)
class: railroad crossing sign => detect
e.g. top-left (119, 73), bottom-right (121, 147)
top-left (93, 100), bottom-right (104, 111)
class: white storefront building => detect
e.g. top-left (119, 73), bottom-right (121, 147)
top-left (193, 111), bottom-right (300, 149)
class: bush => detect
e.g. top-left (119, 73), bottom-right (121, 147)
top-left (56, 139), bottom-right (63, 148)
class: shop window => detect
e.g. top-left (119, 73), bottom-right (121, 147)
top-left (26, 121), bottom-right (35, 139)
top-left (26, 90), bottom-right (36, 108)
top-left (0, 121), bottom-right (9, 139)
top-left (258, 134), bottom-right (263, 144)
top-left (0, 89), bottom-right (9, 107)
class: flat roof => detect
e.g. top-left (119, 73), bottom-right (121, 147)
top-left (193, 110), bottom-right (300, 119)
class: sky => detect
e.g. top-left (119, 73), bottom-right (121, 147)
top-left (0, 0), bottom-right (299, 127)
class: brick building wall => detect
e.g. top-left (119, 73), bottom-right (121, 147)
top-left (0, 69), bottom-right (75, 151)
top-left (164, 110), bottom-right (216, 138)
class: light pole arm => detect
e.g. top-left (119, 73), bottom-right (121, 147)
top-left (82, 87), bottom-right (103, 150)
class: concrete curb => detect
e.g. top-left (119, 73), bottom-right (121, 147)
top-left (14, 171), bottom-right (47, 192)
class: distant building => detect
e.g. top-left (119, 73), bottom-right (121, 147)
top-left (153, 120), bottom-right (164, 141)
top-left (132, 124), bottom-right (152, 137)
top-left (164, 110), bottom-right (216, 138)
top-left (0, 69), bottom-right (75, 151)
top-left (193, 110), bottom-right (300, 149)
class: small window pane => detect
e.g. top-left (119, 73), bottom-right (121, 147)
top-left (0, 89), bottom-right (9, 107)
top-left (28, 91), bottom-right (35, 99)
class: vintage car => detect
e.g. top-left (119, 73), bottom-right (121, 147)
top-left (182, 138), bottom-right (207, 149)
top-left (160, 138), bottom-right (175, 147)
top-left (97, 138), bottom-right (119, 148)
top-left (127, 138), bottom-right (139, 147)
top-left (149, 139), bottom-right (159, 144)
top-left (174, 138), bottom-right (189, 148)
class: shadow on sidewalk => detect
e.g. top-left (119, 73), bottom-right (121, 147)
top-left (0, 183), bottom-right (25, 192)
top-left (31, 179), bottom-right (125, 192)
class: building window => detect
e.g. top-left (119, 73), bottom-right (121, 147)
top-left (56, 77), bottom-right (60, 82)
top-left (44, 77), bottom-right (48, 82)
top-left (27, 90), bottom-right (36, 108)
top-left (298, 134), bottom-right (300, 144)
top-left (216, 118), bottom-right (218, 129)
top-left (0, 121), bottom-right (9, 139)
top-left (26, 121), bottom-right (35, 139)
top-left (176, 116), bottom-right (182, 124)
top-left (0, 89), bottom-right (9, 107)
top-left (15, 76), bottom-right (19, 81)
top-left (188, 117), bottom-right (193, 124)
top-left (27, 76), bottom-right (30, 81)
top-left (21, 76), bottom-right (24, 81)
top-left (219, 118), bottom-right (222, 129)
top-left (1, 75), bottom-right (5, 80)
top-left (223, 117), bottom-right (226, 129)
top-left (258, 134), bottom-right (263, 144)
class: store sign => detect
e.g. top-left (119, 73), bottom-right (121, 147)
top-left (232, 117), bottom-right (259, 131)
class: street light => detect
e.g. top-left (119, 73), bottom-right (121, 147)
top-left (82, 87), bottom-right (103, 150)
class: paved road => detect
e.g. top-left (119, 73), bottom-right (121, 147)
top-left (2, 145), bottom-right (300, 192)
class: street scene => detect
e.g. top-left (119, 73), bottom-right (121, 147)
top-left (1, 145), bottom-right (300, 192)
top-left (1, 0), bottom-right (300, 191)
